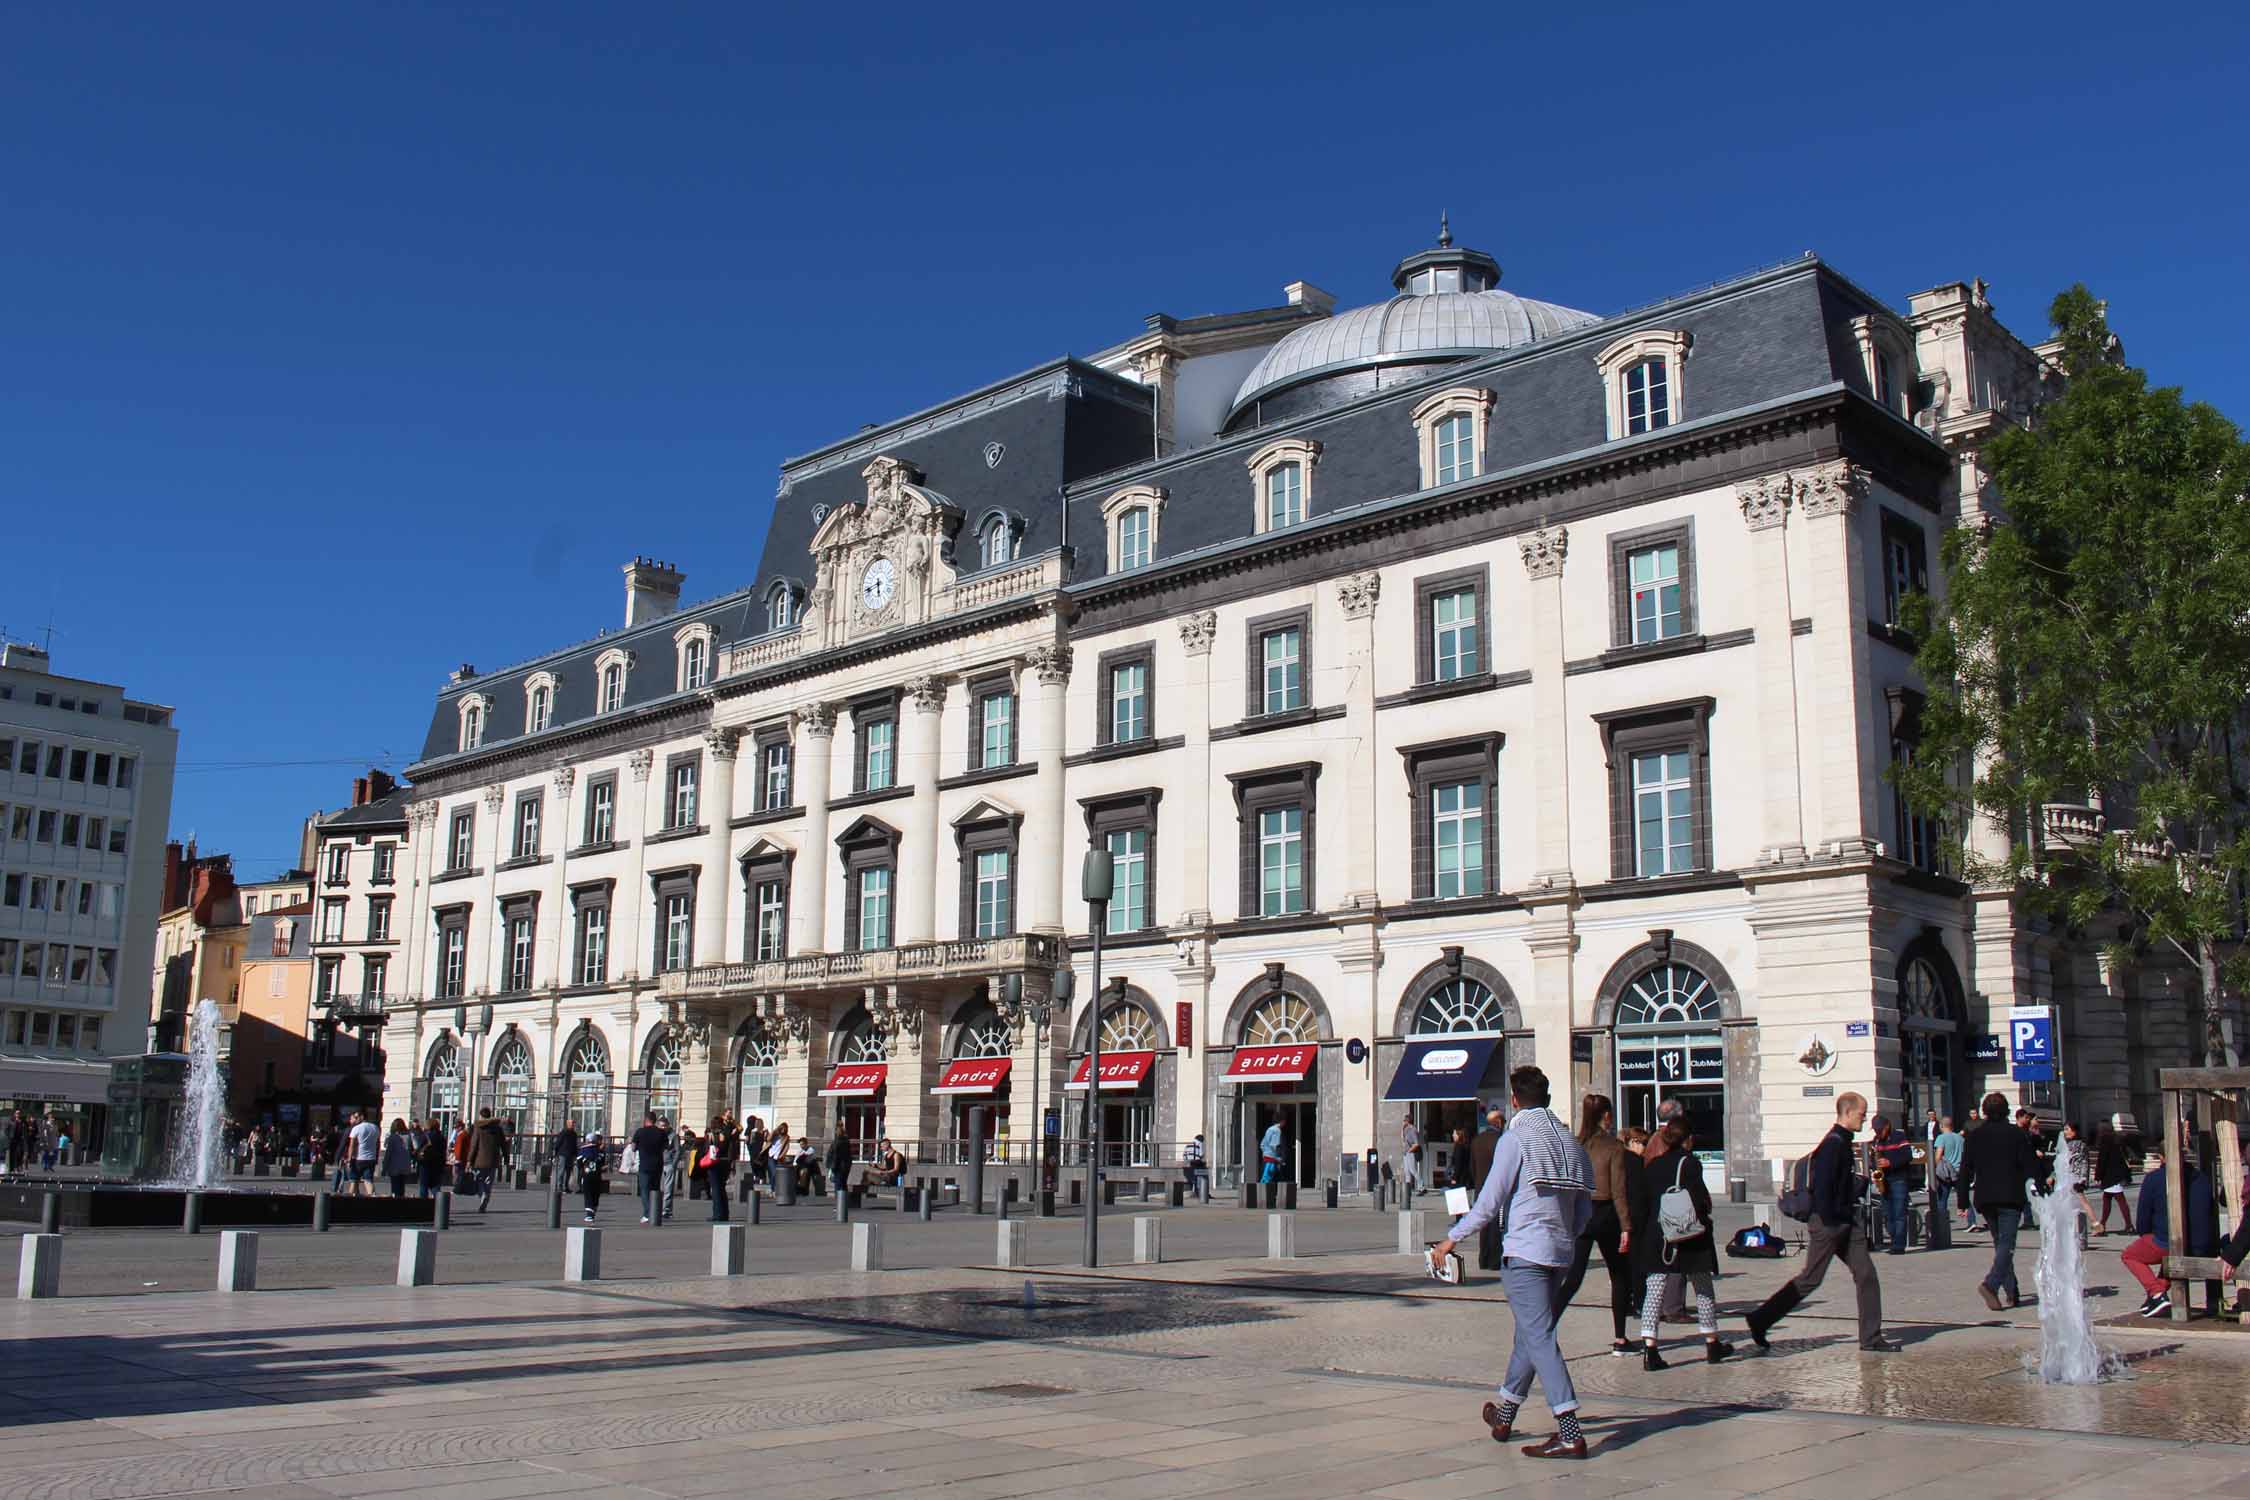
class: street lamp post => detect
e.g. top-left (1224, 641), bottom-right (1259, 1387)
top-left (1081, 849), bottom-right (1112, 1268)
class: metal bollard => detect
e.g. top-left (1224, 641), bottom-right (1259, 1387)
top-left (1169, 1181), bottom-right (1187, 1208)
top-left (918, 1187), bottom-right (933, 1222)
top-left (1266, 1211), bottom-right (1297, 1260)
top-left (1134, 1215), bottom-right (1163, 1264)
top-left (565, 1227), bottom-right (601, 1281)
top-left (183, 1192), bottom-right (204, 1235)
top-left (1198, 1175), bottom-right (1211, 1205)
top-left (850, 1221), bottom-right (883, 1272)
top-left (1372, 1182), bottom-right (1387, 1213)
top-left (39, 1192), bottom-right (60, 1235)
top-left (897, 1184), bottom-right (914, 1215)
top-left (996, 1219), bottom-right (1029, 1268)
top-left (313, 1191), bottom-right (332, 1233)
top-left (514, 1167), bottom-right (529, 1191)
top-left (710, 1223), bottom-right (748, 1276)
top-left (397, 1229), bottom-right (437, 1287)
top-left (16, 1234), bottom-right (60, 1298)
top-left (435, 1191), bottom-right (452, 1231)
top-left (1323, 1181), bottom-right (1338, 1209)
top-left (1283, 1181), bottom-right (1299, 1211)
top-left (778, 1172), bottom-right (798, 1207)
top-left (834, 1188), bottom-right (850, 1224)
top-left (218, 1231), bottom-right (259, 1292)
top-left (1396, 1208), bottom-right (1427, 1255)
top-left (1037, 1189), bottom-right (1056, 1218)
top-left (1241, 1183), bottom-right (1257, 1209)
top-left (545, 1192), bottom-right (562, 1230)
top-left (748, 1191), bottom-right (762, 1225)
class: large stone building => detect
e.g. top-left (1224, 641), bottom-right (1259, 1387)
top-left (379, 235), bottom-right (2198, 1191)
top-left (0, 641), bottom-right (177, 1145)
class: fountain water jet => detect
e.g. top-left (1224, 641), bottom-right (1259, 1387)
top-left (2028, 1139), bottom-right (2118, 1383)
top-left (163, 998), bottom-right (225, 1190)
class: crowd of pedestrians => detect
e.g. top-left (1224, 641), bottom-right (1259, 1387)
top-left (2, 1110), bottom-right (67, 1173)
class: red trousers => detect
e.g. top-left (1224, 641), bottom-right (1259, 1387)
top-left (2122, 1233), bottom-right (2166, 1296)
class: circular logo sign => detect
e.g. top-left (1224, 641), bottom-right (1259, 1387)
top-left (1345, 1038), bottom-right (1367, 1065)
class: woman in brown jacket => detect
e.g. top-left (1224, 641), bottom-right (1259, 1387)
top-left (1555, 1093), bottom-right (1638, 1355)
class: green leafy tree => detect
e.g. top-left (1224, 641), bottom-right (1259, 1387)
top-left (1899, 286), bottom-right (2250, 1064)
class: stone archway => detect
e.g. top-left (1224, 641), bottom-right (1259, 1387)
top-left (1589, 931), bottom-right (1759, 1186)
top-left (1212, 968), bottom-right (1339, 1190)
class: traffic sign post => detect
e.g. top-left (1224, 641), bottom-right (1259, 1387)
top-left (2010, 1005), bottom-right (2057, 1084)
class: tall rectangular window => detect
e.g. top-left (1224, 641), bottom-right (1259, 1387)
top-left (372, 843), bottom-right (395, 883)
top-left (973, 849), bottom-right (1011, 938)
top-left (316, 957), bottom-right (341, 1003)
top-left (667, 761), bottom-right (698, 829)
top-left (863, 719), bottom-right (895, 791)
top-left (368, 896), bottom-right (392, 942)
top-left (1432, 781), bottom-right (1486, 898)
top-left (585, 778), bottom-right (616, 846)
top-left (513, 796), bottom-right (542, 859)
top-left (577, 904), bottom-right (609, 986)
top-left (755, 880), bottom-right (786, 961)
top-left (114, 755), bottom-right (135, 789)
top-left (662, 893), bottom-right (692, 972)
top-left (1265, 462), bottom-right (1303, 530)
top-left (92, 752), bottom-right (111, 784)
top-left (365, 955), bottom-right (388, 997)
top-left (507, 914), bottom-right (535, 991)
top-left (1624, 358), bottom-right (1671, 434)
top-left (1110, 662), bottom-right (1148, 743)
top-left (1628, 544), bottom-right (1683, 643)
top-left (1117, 506), bottom-right (1151, 570)
top-left (1434, 412), bottom-right (1478, 483)
top-left (1107, 828), bottom-right (1147, 934)
top-left (319, 899), bottom-right (346, 942)
top-left (1261, 627), bottom-right (1304, 715)
top-left (1632, 750), bottom-right (1694, 877)
top-left (979, 692), bottom-right (1015, 769)
top-left (448, 810), bottom-right (474, 871)
top-left (438, 925), bottom-right (466, 999)
top-left (762, 741), bottom-right (791, 809)
top-left (68, 749), bottom-right (87, 783)
top-left (325, 843), bottom-right (350, 884)
top-left (1258, 807), bottom-right (1305, 916)
top-left (1432, 589), bottom-right (1478, 681)
top-left (857, 867), bottom-right (891, 950)
top-left (1883, 516), bottom-right (1929, 629)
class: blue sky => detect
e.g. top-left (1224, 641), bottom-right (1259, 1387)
top-left (4, 2), bottom-right (2244, 878)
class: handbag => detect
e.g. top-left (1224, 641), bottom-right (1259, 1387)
top-left (620, 1144), bottom-right (640, 1174)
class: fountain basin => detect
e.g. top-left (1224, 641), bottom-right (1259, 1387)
top-left (0, 1183), bottom-right (437, 1229)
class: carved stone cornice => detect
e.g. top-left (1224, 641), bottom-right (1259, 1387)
top-left (905, 675), bottom-right (948, 713)
top-left (628, 749), bottom-right (655, 782)
top-left (1025, 644), bottom-right (1073, 686)
top-left (1797, 460), bottom-right (1870, 520)
top-left (1518, 525), bottom-right (1568, 580)
top-left (482, 783), bottom-right (506, 814)
top-left (407, 801), bottom-right (440, 832)
top-left (551, 766), bottom-right (577, 796)
top-left (795, 701), bottom-right (838, 739)
top-left (1336, 570), bottom-right (1381, 619)
top-left (705, 727), bottom-right (740, 762)
top-left (1178, 610), bottom-right (1218, 656)
top-left (1737, 474), bottom-right (1792, 532)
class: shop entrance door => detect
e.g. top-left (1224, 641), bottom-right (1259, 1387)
top-left (1617, 1031), bottom-right (1725, 1166)
top-left (1242, 1095), bottom-right (1316, 1187)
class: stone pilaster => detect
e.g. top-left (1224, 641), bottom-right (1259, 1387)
top-left (478, 782), bottom-right (507, 995)
top-left (543, 767), bottom-right (576, 987)
top-left (1738, 475), bottom-right (1808, 864)
top-left (1336, 571), bottom-right (1382, 910)
top-left (1176, 611), bottom-right (1217, 925)
top-left (614, 749), bottom-right (656, 989)
top-left (1518, 526), bottom-right (1573, 888)
top-left (898, 677), bottom-right (947, 944)
top-left (1023, 646), bottom-right (1072, 935)
top-left (695, 729), bottom-right (738, 966)
top-left (1798, 462), bottom-right (1882, 857)
top-left (791, 705), bottom-right (836, 955)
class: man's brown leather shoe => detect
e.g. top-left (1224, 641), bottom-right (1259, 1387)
top-left (1520, 1435), bottom-right (1588, 1460)
top-left (1479, 1402), bottom-right (1512, 1442)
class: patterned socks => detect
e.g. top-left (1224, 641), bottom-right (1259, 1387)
top-left (1492, 1398), bottom-right (1521, 1429)
top-left (1557, 1412), bottom-right (1584, 1446)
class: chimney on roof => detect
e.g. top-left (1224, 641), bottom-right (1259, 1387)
top-left (0, 642), bottom-right (50, 672)
top-left (368, 769), bottom-right (396, 802)
top-left (1284, 281), bottom-right (1336, 314)
top-left (624, 556), bottom-right (685, 627)
top-left (449, 663), bottom-right (477, 684)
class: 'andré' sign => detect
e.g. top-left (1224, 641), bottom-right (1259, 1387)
top-left (1231, 1044), bottom-right (1317, 1075)
top-left (946, 1061), bottom-right (1008, 1088)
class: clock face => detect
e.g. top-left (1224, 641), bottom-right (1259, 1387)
top-left (859, 557), bottom-right (897, 610)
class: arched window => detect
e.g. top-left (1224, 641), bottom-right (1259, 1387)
top-left (1412, 978), bottom-right (1508, 1034)
top-left (646, 1030), bottom-right (684, 1122)
top-left (491, 1034), bottom-right (534, 1136)
top-left (1265, 463), bottom-right (1303, 530)
top-left (1615, 963), bottom-right (1723, 1027)
top-left (565, 1030), bottom-right (610, 1137)
top-left (1247, 439), bottom-right (1319, 534)
top-left (1103, 484), bottom-right (1164, 573)
top-left (1116, 507), bottom-right (1151, 569)
top-left (1241, 993), bottom-right (1317, 1046)
top-left (979, 516), bottom-right (1016, 568)
top-left (954, 1002), bottom-right (1013, 1060)
top-left (735, 1025), bottom-right (778, 1118)
top-left (766, 584), bottom-right (796, 632)
top-left (600, 663), bottom-right (624, 714)
top-left (1611, 959), bottom-right (1727, 1157)
top-left (459, 702), bottom-right (483, 751)
top-left (1899, 950), bottom-right (1962, 1124)
top-left (837, 1010), bottom-right (887, 1063)
top-left (1595, 331), bottom-right (1690, 440)
top-left (1100, 1003), bottom-right (1160, 1052)
top-left (427, 1037), bottom-right (463, 1136)
top-left (527, 684), bottom-right (551, 734)
top-left (680, 637), bottom-right (708, 691)
top-left (1412, 388), bottom-right (1494, 488)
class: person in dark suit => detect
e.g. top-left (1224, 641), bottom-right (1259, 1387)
top-left (1958, 1092), bottom-right (2043, 1309)
top-left (1467, 1102), bottom-right (1507, 1270)
top-left (1744, 1091), bottom-right (1895, 1352)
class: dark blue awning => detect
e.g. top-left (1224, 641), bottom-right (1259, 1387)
top-left (1384, 1036), bottom-right (1503, 1102)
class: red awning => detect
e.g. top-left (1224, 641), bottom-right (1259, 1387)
top-left (817, 1063), bottom-right (888, 1098)
top-left (931, 1058), bottom-right (1012, 1096)
top-left (1222, 1043), bottom-right (1318, 1083)
top-left (1064, 1050), bottom-right (1157, 1091)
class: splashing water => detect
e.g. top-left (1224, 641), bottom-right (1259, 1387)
top-left (2028, 1141), bottom-right (2117, 1383)
top-left (164, 998), bottom-right (225, 1190)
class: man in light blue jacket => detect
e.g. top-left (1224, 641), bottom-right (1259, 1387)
top-left (1431, 1065), bottom-right (1594, 1461)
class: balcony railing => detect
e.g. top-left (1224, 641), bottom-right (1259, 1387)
top-left (2041, 804), bottom-right (2167, 863)
top-left (660, 932), bottom-right (1064, 998)
top-left (317, 993), bottom-right (390, 1022)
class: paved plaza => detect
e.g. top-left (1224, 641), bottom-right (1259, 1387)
top-left (5, 1187), bottom-right (2250, 1499)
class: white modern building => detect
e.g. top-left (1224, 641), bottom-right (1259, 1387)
top-left (0, 641), bottom-right (177, 1145)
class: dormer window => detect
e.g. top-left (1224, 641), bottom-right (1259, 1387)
top-left (978, 514), bottom-right (1019, 569)
top-left (1102, 485), bottom-right (1165, 573)
top-left (1596, 330), bottom-right (1691, 441)
top-left (594, 649), bottom-right (630, 715)
top-left (524, 673), bottom-right (556, 734)
top-left (674, 624), bottom-right (714, 692)
top-left (1246, 440), bottom-right (1319, 535)
top-left (1411, 388), bottom-right (1494, 489)
top-left (766, 583), bottom-right (797, 632)
top-left (455, 694), bottom-right (492, 752)
top-left (1850, 314), bottom-right (1915, 419)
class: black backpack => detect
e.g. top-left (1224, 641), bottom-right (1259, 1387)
top-left (1777, 1152), bottom-right (1816, 1222)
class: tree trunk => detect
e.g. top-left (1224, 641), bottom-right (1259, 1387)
top-left (2200, 937), bottom-right (2238, 1068)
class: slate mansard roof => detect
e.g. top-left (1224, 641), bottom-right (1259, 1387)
top-left (406, 245), bottom-right (1928, 781)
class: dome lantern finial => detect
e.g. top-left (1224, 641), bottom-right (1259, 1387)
top-left (1438, 211), bottom-right (1452, 249)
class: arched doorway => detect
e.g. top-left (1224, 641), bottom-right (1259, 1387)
top-left (644, 1028), bottom-right (685, 1124)
top-left (820, 1006), bottom-right (887, 1159)
top-left (489, 1030), bottom-right (535, 1141)
top-left (1218, 972), bottom-right (1333, 1190)
top-left (563, 1027), bottom-right (611, 1139)
top-left (423, 1034), bottom-right (463, 1137)
top-left (1897, 936), bottom-right (1965, 1127)
top-left (1384, 953), bottom-right (1522, 1188)
top-left (938, 995), bottom-right (1015, 1159)
top-left (1598, 945), bottom-right (1735, 1167)
top-left (733, 1022), bottom-right (778, 1123)
top-left (1067, 992), bottom-right (1167, 1168)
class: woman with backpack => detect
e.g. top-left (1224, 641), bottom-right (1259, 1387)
top-left (1626, 1118), bottom-right (1732, 1369)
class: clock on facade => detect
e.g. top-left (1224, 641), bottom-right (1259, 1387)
top-left (859, 557), bottom-right (897, 610)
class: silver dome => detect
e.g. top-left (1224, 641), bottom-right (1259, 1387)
top-left (1231, 287), bottom-right (1599, 417)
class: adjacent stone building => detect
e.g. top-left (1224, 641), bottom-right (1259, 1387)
top-left (379, 235), bottom-right (2199, 1190)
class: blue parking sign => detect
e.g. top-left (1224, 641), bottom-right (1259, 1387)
top-left (2010, 1006), bottom-right (2055, 1082)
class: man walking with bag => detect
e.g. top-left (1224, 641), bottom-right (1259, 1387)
top-left (1428, 1066), bottom-right (1596, 1461)
top-left (1744, 1091), bottom-right (1897, 1352)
